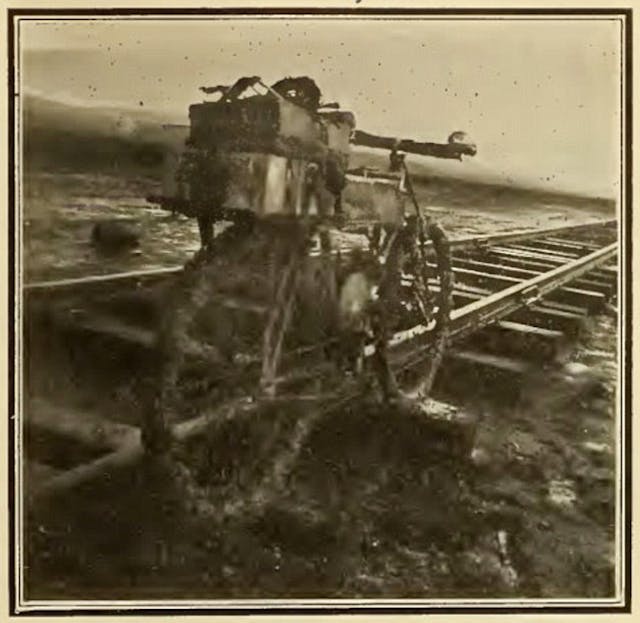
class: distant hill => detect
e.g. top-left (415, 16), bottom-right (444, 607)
top-left (21, 92), bottom-right (614, 212)
top-left (23, 92), bottom-right (187, 175)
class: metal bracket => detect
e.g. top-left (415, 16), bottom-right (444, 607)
top-left (520, 285), bottom-right (540, 306)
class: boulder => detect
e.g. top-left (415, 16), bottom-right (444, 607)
top-left (91, 220), bottom-right (140, 254)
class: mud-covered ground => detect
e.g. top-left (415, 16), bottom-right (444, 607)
top-left (22, 170), bottom-right (619, 600)
top-left (22, 168), bottom-right (614, 283)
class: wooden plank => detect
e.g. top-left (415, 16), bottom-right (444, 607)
top-left (444, 265), bottom-right (519, 289)
top-left (447, 348), bottom-right (531, 374)
top-left (446, 219), bottom-right (616, 251)
top-left (538, 299), bottom-right (588, 315)
top-left (485, 251), bottom-right (616, 289)
top-left (496, 319), bottom-right (564, 339)
top-left (467, 320), bottom-right (566, 362)
top-left (544, 286), bottom-right (605, 312)
top-left (596, 263), bottom-right (619, 277)
top-left (489, 246), bottom-right (571, 264)
top-left (501, 244), bottom-right (579, 259)
top-left (29, 442), bottom-right (144, 502)
top-left (544, 236), bottom-right (602, 251)
top-left (61, 312), bottom-right (156, 348)
top-left (473, 252), bottom-right (559, 272)
top-left (437, 265), bottom-right (604, 311)
top-left (452, 257), bottom-right (542, 279)
top-left (27, 398), bottom-right (140, 450)
top-left (450, 288), bottom-right (587, 317)
top-left (509, 306), bottom-right (584, 336)
top-left (533, 239), bottom-right (595, 254)
top-left (569, 277), bottom-right (615, 298)
top-left (478, 320), bottom-right (567, 361)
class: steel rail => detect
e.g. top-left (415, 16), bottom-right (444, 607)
top-left (23, 218), bottom-right (616, 294)
top-left (428, 217), bottom-right (615, 251)
top-left (391, 241), bottom-right (618, 373)
top-left (29, 239), bottom-right (618, 504)
top-left (450, 241), bottom-right (617, 339)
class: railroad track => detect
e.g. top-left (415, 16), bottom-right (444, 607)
top-left (22, 218), bottom-right (618, 509)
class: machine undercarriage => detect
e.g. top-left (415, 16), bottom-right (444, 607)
top-left (144, 75), bottom-right (476, 509)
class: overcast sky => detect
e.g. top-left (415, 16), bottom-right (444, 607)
top-left (20, 17), bottom-right (621, 197)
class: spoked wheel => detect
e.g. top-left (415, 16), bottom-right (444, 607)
top-left (141, 212), bottom-right (452, 517)
top-left (361, 214), bottom-right (452, 403)
top-left (142, 218), bottom-right (334, 516)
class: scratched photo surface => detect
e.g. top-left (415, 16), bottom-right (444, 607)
top-left (20, 16), bottom-right (621, 603)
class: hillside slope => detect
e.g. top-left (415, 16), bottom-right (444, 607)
top-left (23, 93), bottom-right (187, 174)
top-left (21, 92), bottom-right (615, 213)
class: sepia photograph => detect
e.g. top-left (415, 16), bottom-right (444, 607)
top-left (7, 5), bottom-right (632, 616)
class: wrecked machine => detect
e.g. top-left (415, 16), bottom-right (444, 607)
top-left (145, 76), bottom-right (477, 504)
